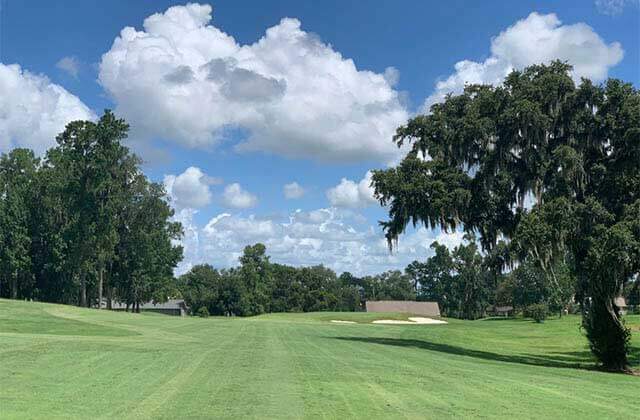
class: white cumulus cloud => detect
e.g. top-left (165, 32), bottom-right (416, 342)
top-left (98, 3), bottom-right (408, 163)
top-left (283, 182), bottom-right (305, 199)
top-left (222, 183), bottom-right (258, 209)
top-left (0, 63), bottom-right (94, 154)
top-left (326, 171), bottom-right (377, 208)
top-left (163, 166), bottom-right (221, 209)
top-left (423, 12), bottom-right (624, 111)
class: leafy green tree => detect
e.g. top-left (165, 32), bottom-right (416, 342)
top-left (451, 239), bottom-right (491, 320)
top-left (49, 111), bottom-right (135, 306)
top-left (112, 176), bottom-right (183, 311)
top-left (179, 264), bottom-right (221, 314)
top-left (372, 62), bottom-right (639, 370)
top-left (512, 201), bottom-right (577, 316)
top-left (0, 149), bottom-right (39, 299)
top-left (238, 243), bottom-right (273, 315)
top-left (406, 242), bottom-right (453, 306)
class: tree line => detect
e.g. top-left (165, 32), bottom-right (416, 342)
top-left (178, 235), bottom-right (587, 321)
top-left (178, 243), bottom-right (413, 316)
top-left (0, 112), bottom-right (183, 310)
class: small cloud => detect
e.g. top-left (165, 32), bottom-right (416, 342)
top-left (56, 56), bottom-right (81, 78)
top-left (222, 183), bottom-right (258, 209)
top-left (595, 0), bottom-right (633, 15)
top-left (283, 182), bottom-right (305, 199)
top-left (326, 171), bottom-right (377, 209)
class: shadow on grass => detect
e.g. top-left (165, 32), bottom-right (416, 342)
top-left (333, 336), bottom-right (640, 372)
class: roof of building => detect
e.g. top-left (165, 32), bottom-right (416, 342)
top-left (493, 306), bottom-right (514, 312)
top-left (110, 299), bottom-right (188, 310)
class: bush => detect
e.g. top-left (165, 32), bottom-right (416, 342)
top-left (196, 307), bottom-right (210, 318)
top-left (526, 303), bottom-right (548, 323)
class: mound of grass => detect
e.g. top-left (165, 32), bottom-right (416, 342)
top-left (0, 299), bottom-right (638, 419)
top-left (0, 300), bottom-right (136, 337)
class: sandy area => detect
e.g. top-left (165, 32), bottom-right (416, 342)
top-left (372, 317), bottom-right (447, 325)
top-left (330, 320), bottom-right (357, 324)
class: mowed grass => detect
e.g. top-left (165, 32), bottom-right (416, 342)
top-left (0, 299), bottom-right (638, 419)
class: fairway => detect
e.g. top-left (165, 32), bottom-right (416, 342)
top-left (1, 299), bottom-right (638, 419)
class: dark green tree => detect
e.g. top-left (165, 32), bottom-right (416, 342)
top-left (112, 176), bottom-right (183, 311)
top-left (372, 62), bottom-right (639, 371)
top-left (0, 149), bottom-right (39, 299)
top-left (238, 243), bottom-right (272, 315)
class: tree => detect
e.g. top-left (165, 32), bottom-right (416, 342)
top-left (512, 200), bottom-right (577, 316)
top-left (359, 270), bottom-right (414, 302)
top-left (372, 62), bottom-right (639, 371)
top-left (0, 149), bottom-right (39, 299)
top-left (179, 264), bottom-right (222, 315)
top-left (451, 239), bottom-right (491, 320)
top-left (238, 243), bottom-right (272, 315)
top-left (406, 242), bottom-right (453, 307)
top-left (49, 111), bottom-right (135, 307)
top-left (112, 176), bottom-right (183, 311)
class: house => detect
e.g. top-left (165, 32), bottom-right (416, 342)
top-left (615, 297), bottom-right (628, 315)
top-left (365, 300), bottom-right (440, 317)
top-left (109, 299), bottom-right (189, 316)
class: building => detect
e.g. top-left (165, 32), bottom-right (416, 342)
top-left (365, 300), bottom-right (440, 317)
top-left (109, 299), bottom-right (189, 316)
top-left (487, 305), bottom-right (515, 317)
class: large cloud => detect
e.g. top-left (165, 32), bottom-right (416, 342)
top-left (0, 63), bottom-right (94, 154)
top-left (98, 3), bottom-right (408, 163)
top-left (173, 206), bottom-right (463, 276)
top-left (423, 12), bottom-right (624, 111)
top-left (326, 171), bottom-right (377, 208)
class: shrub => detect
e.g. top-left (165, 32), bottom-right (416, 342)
top-left (526, 303), bottom-right (548, 323)
top-left (196, 307), bottom-right (210, 318)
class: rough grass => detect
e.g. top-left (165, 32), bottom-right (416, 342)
top-left (0, 299), bottom-right (638, 419)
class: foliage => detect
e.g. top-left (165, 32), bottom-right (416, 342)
top-left (372, 62), bottom-right (639, 370)
top-left (0, 149), bottom-right (39, 299)
top-left (525, 303), bottom-right (548, 323)
top-left (0, 111), bottom-right (183, 309)
top-left (180, 246), bottom-right (365, 316)
top-left (405, 238), bottom-right (491, 319)
top-left (196, 306), bottom-right (210, 318)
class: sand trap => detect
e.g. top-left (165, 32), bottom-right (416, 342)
top-left (372, 317), bottom-right (447, 325)
top-left (330, 320), bottom-right (357, 324)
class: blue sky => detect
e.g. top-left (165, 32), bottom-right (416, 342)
top-left (1, 0), bottom-right (638, 275)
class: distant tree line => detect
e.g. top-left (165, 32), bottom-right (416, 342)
top-left (179, 236), bottom-right (581, 320)
top-left (0, 111), bottom-right (183, 310)
top-left (179, 243), bottom-right (416, 316)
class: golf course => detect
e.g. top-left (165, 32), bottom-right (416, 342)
top-left (1, 299), bottom-right (638, 419)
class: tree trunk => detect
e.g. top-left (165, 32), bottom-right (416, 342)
top-left (98, 268), bottom-right (104, 309)
top-left (10, 271), bottom-right (18, 299)
top-left (80, 273), bottom-right (87, 307)
top-left (106, 286), bottom-right (113, 310)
